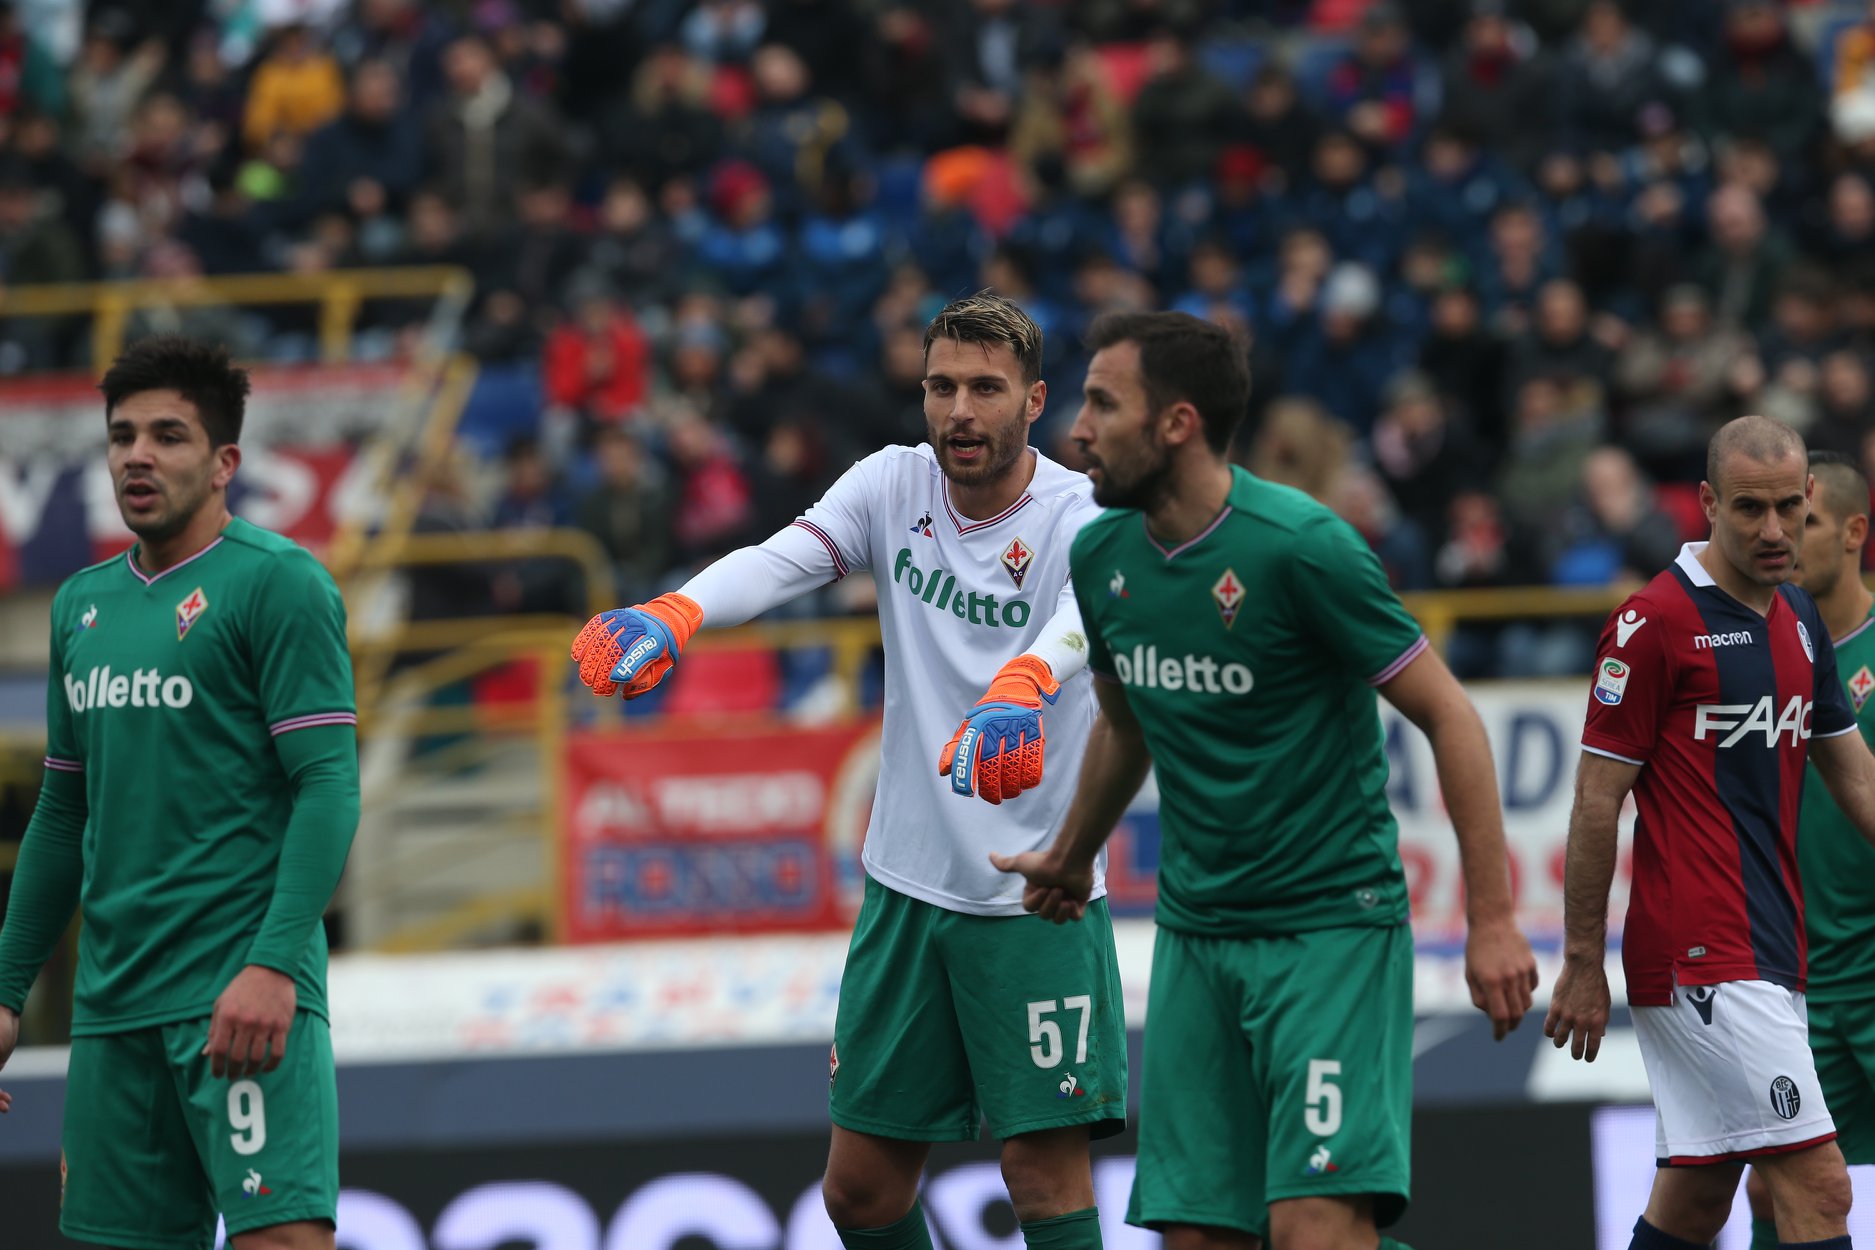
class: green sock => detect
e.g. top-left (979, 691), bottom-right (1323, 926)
top-left (836, 1199), bottom-right (936, 1250)
top-left (1750, 1217), bottom-right (1780, 1250)
top-left (1379, 1240), bottom-right (1417, 1250)
top-left (1021, 1206), bottom-right (1102, 1248)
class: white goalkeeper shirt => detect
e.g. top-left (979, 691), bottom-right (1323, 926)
top-left (679, 443), bottom-right (1107, 915)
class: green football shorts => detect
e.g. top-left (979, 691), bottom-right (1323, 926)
top-left (60, 1009), bottom-right (339, 1249)
top-left (830, 874), bottom-right (1127, 1142)
top-left (1809, 995), bottom-right (1875, 1165)
top-left (1128, 924), bottom-right (1412, 1235)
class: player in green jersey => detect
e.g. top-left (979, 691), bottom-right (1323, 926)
top-left (993, 311), bottom-right (1538, 1250)
top-left (0, 336), bottom-right (358, 1250)
top-left (1741, 448), bottom-right (1875, 1250)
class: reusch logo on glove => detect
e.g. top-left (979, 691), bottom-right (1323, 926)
top-left (892, 548), bottom-right (1032, 628)
top-left (618, 635), bottom-right (662, 674)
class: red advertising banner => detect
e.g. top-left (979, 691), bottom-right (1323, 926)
top-left (562, 720), bottom-right (883, 942)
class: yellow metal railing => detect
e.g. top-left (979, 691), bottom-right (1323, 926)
top-left (0, 266), bottom-right (474, 368)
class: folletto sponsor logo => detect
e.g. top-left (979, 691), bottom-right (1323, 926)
top-left (1111, 644), bottom-right (1253, 694)
top-left (891, 548), bottom-right (1032, 628)
top-left (64, 665), bottom-right (195, 712)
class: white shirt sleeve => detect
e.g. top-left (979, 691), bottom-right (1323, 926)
top-left (676, 451), bottom-right (883, 627)
top-left (1023, 577), bottom-right (1090, 683)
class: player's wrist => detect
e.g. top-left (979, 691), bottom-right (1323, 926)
top-left (1561, 943), bottom-right (1606, 967)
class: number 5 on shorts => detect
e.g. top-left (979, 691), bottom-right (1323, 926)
top-left (1027, 996), bottom-right (1093, 1068)
top-left (1304, 1058), bottom-right (1342, 1136)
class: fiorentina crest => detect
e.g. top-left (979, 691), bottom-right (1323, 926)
top-left (1001, 537), bottom-right (1034, 589)
top-left (1212, 568), bottom-right (1244, 628)
top-left (176, 587), bottom-right (209, 641)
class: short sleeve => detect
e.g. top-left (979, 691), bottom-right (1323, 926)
top-left (1581, 598), bottom-right (1671, 765)
top-left (252, 551), bottom-right (356, 737)
top-left (792, 450), bottom-right (887, 576)
top-left (1070, 526), bottom-right (1114, 678)
top-left (1289, 513), bottom-right (1426, 683)
top-left (1811, 609), bottom-right (1857, 738)
top-left (42, 591), bottom-right (82, 773)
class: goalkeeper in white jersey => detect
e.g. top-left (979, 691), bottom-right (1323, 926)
top-left (573, 294), bottom-right (1121, 1250)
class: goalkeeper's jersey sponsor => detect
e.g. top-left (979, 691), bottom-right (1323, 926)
top-left (38, 518), bottom-right (354, 1033)
top-left (797, 444), bottom-right (1104, 915)
top-left (1072, 466), bottom-right (1425, 936)
top-left (1799, 601), bottom-right (1875, 1004)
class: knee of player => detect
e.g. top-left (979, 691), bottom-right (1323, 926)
top-left (1812, 1165), bottom-right (1855, 1223)
top-left (998, 1149), bottom-right (1083, 1219)
top-left (821, 1169), bottom-right (914, 1230)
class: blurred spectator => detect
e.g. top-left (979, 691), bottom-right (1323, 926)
top-left (1550, 445), bottom-right (1683, 587)
top-left (1616, 284), bottom-right (1750, 476)
top-left (1128, 27), bottom-right (1237, 190)
top-left (664, 401), bottom-right (756, 565)
top-left (122, 241), bottom-right (259, 357)
top-left (575, 426), bottom-right (674, 605)
top-left (543, 276), bottom-right (652, 438)
top-left (0, 153), bottom-right (83, 368)
top-left (1324, 2), bottom-right (1428, 150)
top-left (1294, 129), bottom-right (1407, 274)
top-left (1438, 0), bottom-right (1553, 172)
top-left (604, 44), bottom-right (725, 192)
top-left (740, 42), bottom-right (847, 218)
top-left (1172, 238), bottom-right (1254, 332)
top-left (482, 179), bottom-right (587, 318)
top-left (585, 177), bottom-right (684, 310)
top-left (1233, 64), bottom-right (1319, 193)
top-left (1555, 0), bottom-right (1666, 154)
top-left (1419, 284), bottom-right (1511, 462)
top-left (1696, 183), bottom-right (1792, 330)
top-left (292, 58), bottom-right (422, 227)
top-left (1276, 261), bottom-right (1415, 434)
top-left (490, 435), bottom-right (581, 615)
top-left (329, 0), bottom-right (455, 113)
top-left (1809, 349), bottom-right (1875, 458)
top-left (242, 23), bottom-right (345, 154)
top-left (945, 0), bottom-right (1056, 146)
top-left (1328, 463), bottom-right (1434, 590)
top-left (855, 321), bottom-right (936, 450)
top-left (1697, 0), bottom-right (1820, 166)
top-left (682, 0), bottom-right (766, 67)
top-left (1475, 201), bottom-right (1558, 335)
top-left (1407, 124), bottom-right (1523, 250)
top-left (1497, 373), bottom-right (1605, 534)
top-left (1506, 278), bottom-right (1616, 402)
top-left (1808, 172), bottom-right (1875, 271)
top-left (424, 32), bottom-right (569, 240)
top-left (1370, 370), bottom-right (1487, 541)
top-left (67, 12), bottom-right (163, 171)
top-left (749, 415), bottom-right (834, 536)
top-left (1010, 42), bottom-right (1132, 200)
top-left (176, 167), bottom-right (268, 277)
top-left (1244, 396), bottom-right (1353, 501)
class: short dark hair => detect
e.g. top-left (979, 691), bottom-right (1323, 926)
top-left (1809, 448), bottom-right (1870, 520)
top-left (923, 292), bottom-right (1045, 386)
top-left (1084, 311), bottom-right (1252, 453)
top-left (99, 336), bottom-right (250, 446)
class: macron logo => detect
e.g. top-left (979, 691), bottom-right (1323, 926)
top-left (1693, 631), bottom-right (1755, 650)
top-left (1615, 610), bottom-right (1647, 647)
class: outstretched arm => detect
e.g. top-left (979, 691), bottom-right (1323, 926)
top-left (1380, 646), bottom-right (1538, 1040)
top-left (1811, 728), bottom-right (1875, 850)
top-left (990, 678), bottom-right (1150, 922)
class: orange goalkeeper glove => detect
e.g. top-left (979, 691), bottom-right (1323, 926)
top-left (570, 593), bottom-right (704, 698)
top-left (938, 654), bottom-right (1061, 804)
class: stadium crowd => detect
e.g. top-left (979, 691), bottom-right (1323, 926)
top-left (4, 0), bottom-right (1875, 673)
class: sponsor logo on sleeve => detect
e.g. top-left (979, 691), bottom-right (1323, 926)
top-left (1615, 609), bottom-right (1647, 647)
top-left (1594, 658), bottom-right (1631, 705)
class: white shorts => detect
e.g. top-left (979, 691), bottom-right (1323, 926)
top-left (1632, 977), bottom-right (1836, 1165)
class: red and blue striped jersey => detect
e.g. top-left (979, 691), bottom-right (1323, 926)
top-left (1581, 544), bottom-right (1857, 1006)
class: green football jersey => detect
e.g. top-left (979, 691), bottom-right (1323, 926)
top-left (41, 518), bottom-right (354, 1034)
top-left (1800, 602), bottom-right (1875, 1004)
top-left (1072, 467), bottom-right (1426, 936)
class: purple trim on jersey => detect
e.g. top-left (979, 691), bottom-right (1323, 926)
top-left (790, 520), bottom-right (848, 579)
top-left (1143, 506), bottom-right (1234, 560)
top-left (269, 712), bottom-right (358, 736)
top-left (1368, 635), bottom-right (1430, 686)
top-left (1837, 616), bottom-right (1875, 648)
top-left (42, 756), bottom-right (83, 773)
top-left (944, 490), bottom-right (1032, 535)
top-left (124, 536), bottom-right (225, 587)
